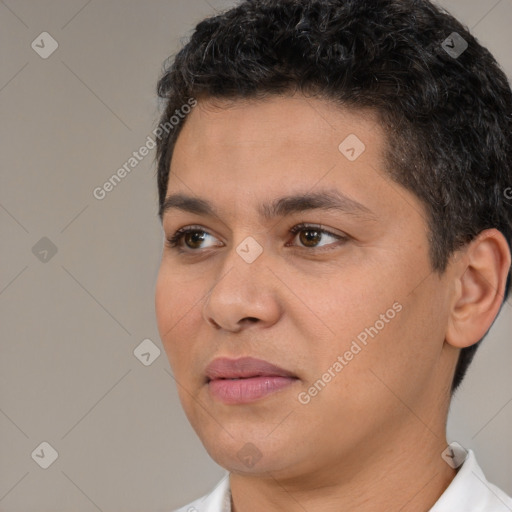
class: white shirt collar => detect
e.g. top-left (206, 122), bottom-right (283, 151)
top-left (430, 447), bottom-right (512, 511)
top-left (174, 445), bottom-right (512, 512)
top-left (174, 473), bottom-right (231, 512)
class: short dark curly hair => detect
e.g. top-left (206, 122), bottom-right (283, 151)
top-left (154, 0), bottom-right (512, 394)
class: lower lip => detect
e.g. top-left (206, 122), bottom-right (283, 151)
top-left (208, 376), bottom-right (298, 404)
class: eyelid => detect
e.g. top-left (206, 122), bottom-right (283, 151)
top-left (165, 224), bottom-right (223, 250)
top-left (286, 223), bottom-right (348, 250)
top-left (288, 222), bottom-right (346, 239)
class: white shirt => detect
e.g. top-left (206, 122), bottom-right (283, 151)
top-left (173, 445), bottom-right (512, 512)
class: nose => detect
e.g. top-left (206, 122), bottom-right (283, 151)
top-left (202, 242), bottom-right (282, 333)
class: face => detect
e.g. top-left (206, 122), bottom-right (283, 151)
top-left (155, 94), bottom-right (457, 481)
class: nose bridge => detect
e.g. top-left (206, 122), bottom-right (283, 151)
top-left (202, 233), bottom-right (277, 330)
top-left (209, 233), bottom-right (268, 300)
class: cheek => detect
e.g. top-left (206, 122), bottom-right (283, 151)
top-left (155, 262), bottom-right (202, 332)
top-left (299, 268), bottom-right (394, 346)
top-left (296, 257), bottom-right (419, 385)
top-left (155, 264), bottom-right (212, 377)
top-left (338, 280), bottom-right (446, 410)
top-left (154, 267), bottom-right (174, 339)
top-left (155, 266), bottom-right (192, 360)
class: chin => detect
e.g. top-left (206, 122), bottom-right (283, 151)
top-left (208, 446), bottom-right (291, 476)
top-left (198, 426), bottom-right (300, 475)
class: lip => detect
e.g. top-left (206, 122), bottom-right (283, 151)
top-left (205, 356), bottom-right (296, 381)
top-left (205, 357), bottom-right (299, 404)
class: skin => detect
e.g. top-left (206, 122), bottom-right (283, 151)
top-left (154, 93), bottom-right (511, 511)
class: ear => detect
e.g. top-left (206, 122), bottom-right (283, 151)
top-left (446, 229), bottom-right (511, 349)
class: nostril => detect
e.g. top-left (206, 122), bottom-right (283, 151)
top-left (207, 318), bottom-right (222, 329)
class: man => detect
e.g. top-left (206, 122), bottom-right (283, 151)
top-left (154, 0), bottom-right (512, 510)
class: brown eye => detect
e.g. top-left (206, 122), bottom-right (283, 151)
top-left (183, 231), bottom-right (207, 249)
top-left (289, 223), bottom-right (345, 249)
top-left (166, 226), bottom-right (221, 251)
top-left (298, 228), bottom-right (323, 247)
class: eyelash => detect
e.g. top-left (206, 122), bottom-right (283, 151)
top-left (165, 223), bottom-right (348, 252)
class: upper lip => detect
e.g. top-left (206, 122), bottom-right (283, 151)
top-left (205, 357), bottom-right (297, 382)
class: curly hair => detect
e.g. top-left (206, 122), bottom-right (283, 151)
top-left (154, 0), bottom-right (512, 393)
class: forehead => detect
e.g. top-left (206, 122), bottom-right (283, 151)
top-left (165, 94), bottom-right (426, 227)
top-left (170, 95), bottom-right (383, 189)
top-left (174, 94), bottom-right (380, 154)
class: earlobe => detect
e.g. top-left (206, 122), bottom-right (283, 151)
top-left (445, 229), bottom-right (511, 349)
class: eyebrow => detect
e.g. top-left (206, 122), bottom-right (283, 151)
top-left (159, 189), bottom-right (376, 222)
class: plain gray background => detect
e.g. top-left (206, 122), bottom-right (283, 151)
top-left (0, 0), bottom-right (511, 510)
